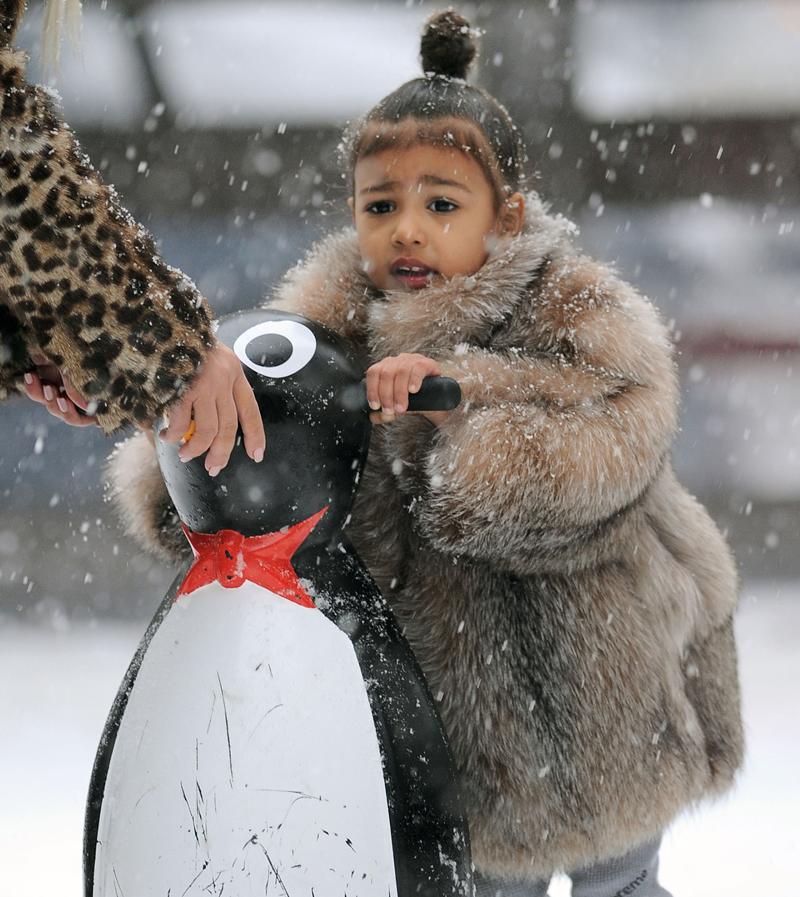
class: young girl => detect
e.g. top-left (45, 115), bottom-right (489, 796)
top-left (113, 11), bottom-right (743, 896)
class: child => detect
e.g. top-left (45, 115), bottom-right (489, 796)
top-left (0, 1), bottom-right (264, 473)
top-left (112, 10), bottom-right (743, 896)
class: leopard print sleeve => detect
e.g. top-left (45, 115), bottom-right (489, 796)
top-left (0, 44), bottom-right (215, 432)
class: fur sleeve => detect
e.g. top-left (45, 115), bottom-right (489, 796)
top-left (0, 47), bottom-right (214, 432)
top-left (386, 258), bottom-right (679, 575)
top-left (106, 431), bottom-right (190, 563)
top-left (264, 229), bottom-right (371, 349)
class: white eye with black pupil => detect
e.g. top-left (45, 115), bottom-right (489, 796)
top-left (233, 321), bottom-right (317, 379)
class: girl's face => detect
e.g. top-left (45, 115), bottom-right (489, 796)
top-left (350, 144), bottom-right (524, 292)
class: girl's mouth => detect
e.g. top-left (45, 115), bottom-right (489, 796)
top-left (391, 259), bottom-right (436, 290)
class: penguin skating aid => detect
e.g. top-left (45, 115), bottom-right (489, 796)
top-left (84, 310), bottom-right (471, 896)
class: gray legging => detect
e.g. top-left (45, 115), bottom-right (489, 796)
top-left (474, 836), bottom-right (673, 897)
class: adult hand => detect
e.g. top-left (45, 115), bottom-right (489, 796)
top-left (22, 354), bottom-right (98, 427)
top-left (158, 340), bottom-right (266, 476)
top-left (365, 353), bottom-right (451, 427)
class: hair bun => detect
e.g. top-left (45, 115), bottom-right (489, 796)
top-left (420, 10), bottom-right (479, 81)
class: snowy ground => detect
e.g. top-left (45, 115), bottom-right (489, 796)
top-left (0, 581), bottom-right (797, 897)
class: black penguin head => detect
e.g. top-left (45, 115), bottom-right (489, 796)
top-left (155, 309), bottom-right (370, 550)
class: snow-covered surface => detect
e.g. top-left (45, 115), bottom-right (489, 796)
top-left (0, 581), bottom-right (798, 896)
top-left (573, 0), bottom-right (800, 119)
top-left (146, 1), bottom-right (421, 126)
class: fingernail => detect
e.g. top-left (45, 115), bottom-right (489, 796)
top-left (24, 373), bottom-right (33, 385)
top-left (207, 466), bottom-right (222, 477)
top-left (368, 400), bottom-right (381, 411)
top-left (43, 385), bottom-right (54, 401)
top-left (395, 404), bottom-right (405, 413)
top-left (253, 448), bottom-right (264, 463)
top-left (56, 398), bottom-right (69, 413)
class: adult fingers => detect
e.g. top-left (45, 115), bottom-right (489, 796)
top-left (160, 389), bottom-right (195, 445)
top-left (203, 397), bottom-right (239, 476)
top-left (62, 374), bottom-right (90, 411)
top-left (33, 362), bottom-right (62, 383)
top-left (23, 372), bottom-right (47, 404)
top-left (233, 375), bottom-right (265, 462)
top-left (52, 396), bottom-right (98, 427)
top-left (178, 395), bottom-right (217, 462)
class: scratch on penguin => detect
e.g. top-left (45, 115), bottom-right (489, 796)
top-left (206, 691), bottom-right (217, 734)
top-left (216, 671), bottom-right (235, 787)
top-left (135, 719), bottom-right (149, 758)
top-left (201, 867), bottom-right (223, 894)
top-left (196, 778), bottom-right (209, 844)
top-left (132, 785), bottom-right (157, 812)
top-left (256, 841), bottom-right (292, 897)
top-left (248, 703), bottom-right (283, 742)
top-left (112, 866), bottom-right (126, 897)
top-left (278, 792), bottom-right (323, 828)
top-left (180, 781), bottom-right (201, 846)
top-left (180, 860), bottom-right (209, 896)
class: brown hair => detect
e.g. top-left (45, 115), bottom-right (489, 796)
top-left (342, 10), bottom-right (529, 206)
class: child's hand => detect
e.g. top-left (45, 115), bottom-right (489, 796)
top-left (23, 355), bottom-right (98, 427)
top-left (366, 353), bottom-right (450, 426)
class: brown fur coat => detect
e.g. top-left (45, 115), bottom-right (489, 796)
top-left (1, 3), bottom-right (213, 431)
top-left (110, 194), bottom-right (743, 881)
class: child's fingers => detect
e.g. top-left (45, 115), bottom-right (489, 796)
top-left (365, 365), bottom-right (382, 412)
top-left (393, 366), bottom-right (414, 414)
top-left (408, 358), bottom-right (442, 394)
top-left (377, 365), bottom-right (398, 417)
top-left (233, 375), bottom-right (266, 463)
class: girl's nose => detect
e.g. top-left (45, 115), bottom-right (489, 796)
top-left (391, 213), bottom-right (427, 247)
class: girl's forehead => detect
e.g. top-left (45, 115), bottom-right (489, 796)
top-left (353, 144), bottom-right (488, 190)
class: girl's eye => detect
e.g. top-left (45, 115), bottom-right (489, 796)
top-left (429, 198), bottom-right (458, 213)
top-left (365, 200), bottom-right (395, 215)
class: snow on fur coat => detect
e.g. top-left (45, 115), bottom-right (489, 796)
top-left (110, 194), bottom-right (743, 881)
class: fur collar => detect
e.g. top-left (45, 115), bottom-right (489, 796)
top-left (268, 192), bottom-right (578, 360)
top-left (367, 193), bottom-right (577, 356)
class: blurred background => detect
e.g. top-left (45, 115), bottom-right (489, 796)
top-left (1, 1), bottom-right (798, 895)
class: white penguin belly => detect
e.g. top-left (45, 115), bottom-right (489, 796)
top-left (94, 581), bottom-right (398, 897)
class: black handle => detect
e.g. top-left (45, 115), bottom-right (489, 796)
top-left (340, 376), bottom-right (462, 413)
top-left (406, 376), bottom-right (462, 412)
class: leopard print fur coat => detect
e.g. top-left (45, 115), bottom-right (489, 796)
top-left (0, 1), bottom-right (213, 432)
top-left (110, 193), bottom-right (744, 881)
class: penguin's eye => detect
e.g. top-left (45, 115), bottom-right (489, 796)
top-left (233, 320), bottom-right (317, 379)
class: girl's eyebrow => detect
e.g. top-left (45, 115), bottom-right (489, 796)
top-left (420, 174), bottom-right (471, 192)
top-left (359, 174), bottom-right (472, 195)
